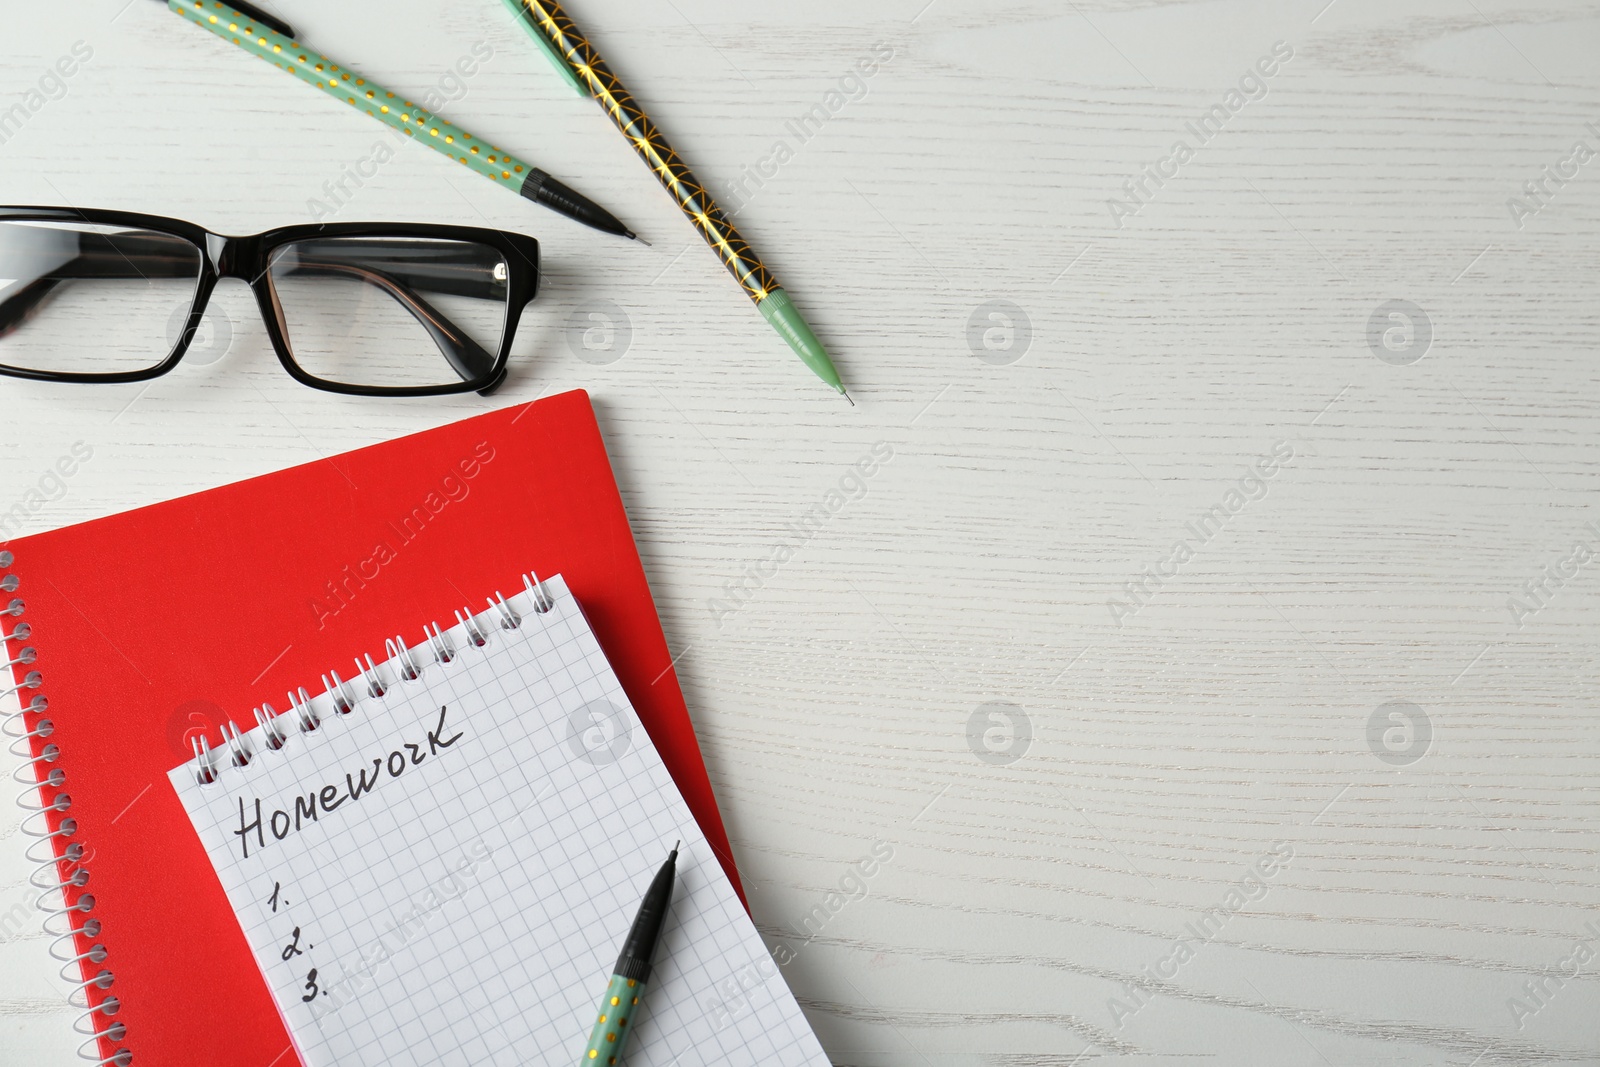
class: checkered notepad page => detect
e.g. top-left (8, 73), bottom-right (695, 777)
top-left (168, 577), bottom-right (828, 1067)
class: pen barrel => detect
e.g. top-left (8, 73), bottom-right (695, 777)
top-left (167, 1), bottom-right (535, 196)
top-left (517, 0), bottom-right (779, 303)
top-left (581, 973), bottom-right (644, 1065)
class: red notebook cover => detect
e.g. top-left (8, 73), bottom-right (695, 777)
top-left (3, 391), bottom-right (737, 1067)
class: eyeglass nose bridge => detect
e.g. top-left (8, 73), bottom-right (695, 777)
top-left (204, 233), bottom-right (263, 281)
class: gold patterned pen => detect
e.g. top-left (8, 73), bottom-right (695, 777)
top-left (501, 0), bottom-right (850, 400)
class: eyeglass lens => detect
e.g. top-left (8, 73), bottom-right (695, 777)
top-left (0, 221), bottom-right (202, 376)
top-left (267, 237), bottom-right (509, 390)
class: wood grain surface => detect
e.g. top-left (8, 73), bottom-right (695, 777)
top-left (1, 0), bottom-right (1597, 1064)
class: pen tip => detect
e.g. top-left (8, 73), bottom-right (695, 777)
top-left (626, 230), bottom-right (649, 246)
top-left (841, 388), bottom-right (855, 407)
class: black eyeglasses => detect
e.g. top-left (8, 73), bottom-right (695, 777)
top-left (0, 206), bottom-right (540, 396)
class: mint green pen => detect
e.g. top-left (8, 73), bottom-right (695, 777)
top-left (163, 0), bottom-right (635, 238)
top-left (580, 843), bottom-right (677, 1065)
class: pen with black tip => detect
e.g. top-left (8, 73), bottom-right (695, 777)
top-left (163, 0), bottom-right (636, 238)
top-left (580, 842), bottom-right (677, 1065)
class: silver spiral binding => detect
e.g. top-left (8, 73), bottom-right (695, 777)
top-left (253, 702), bottom-right (288, 751)
top-left (455, 606), bottom-right (488, 647)
top-left (24, 818), bottom-right (78, 866)
top-left (12, 738), bottom-right (60, 780)
top-left (288, 686), bottom-right (319, 733)
top-left (354, 653), bottom-right (386, 698)
top-left (50, 915), bottom-right (100, 965)
top-left (187, 569), bottom-right (555, 791)
top-left (321, 670), bottom-right (355, 715)
top-left (386, 636), bottom-right (421, 682)
top-left (423, 620), bottom-right (454, 664)
top-left (524, 571), bottom-right (554, 613)
top-left (58, 940), bottom-right (109, 985)
top-left (219, 721), bottom-right (252, 768)
top-left (487, 591), bottom-right (520, 630)
top-left (0, 550), bottom-right (130, 1066)
top-left (190, 733), bottom-right (217, 785)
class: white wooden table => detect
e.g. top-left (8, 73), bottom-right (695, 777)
top-left (3, 1), bottom-right (1598, 1063)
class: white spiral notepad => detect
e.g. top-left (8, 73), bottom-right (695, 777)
top-left (168, 574), bottom-right (827, 1067)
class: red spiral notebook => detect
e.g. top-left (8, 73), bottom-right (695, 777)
top-left (2, 391), bottom-right (736, 1067)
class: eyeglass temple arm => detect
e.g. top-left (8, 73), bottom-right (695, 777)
top-left (277, 257), bottom-right (497, 383)
top-left (0, 232), bottom-right (216, 341)
top-left (286, 239), bottom-right (520, 302)
top-left (0, 276), bottom-right (64, 339)
top-left (0, 233), bottom-right (199, 338)
top-left (4, 232), bottom-right (515, 297)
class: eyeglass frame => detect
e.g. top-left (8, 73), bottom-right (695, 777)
top-left (0, 206), bottom-right (540, 397)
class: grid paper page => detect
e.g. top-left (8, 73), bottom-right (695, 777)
top-left (168, 577), bottom-right (828, 1067)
